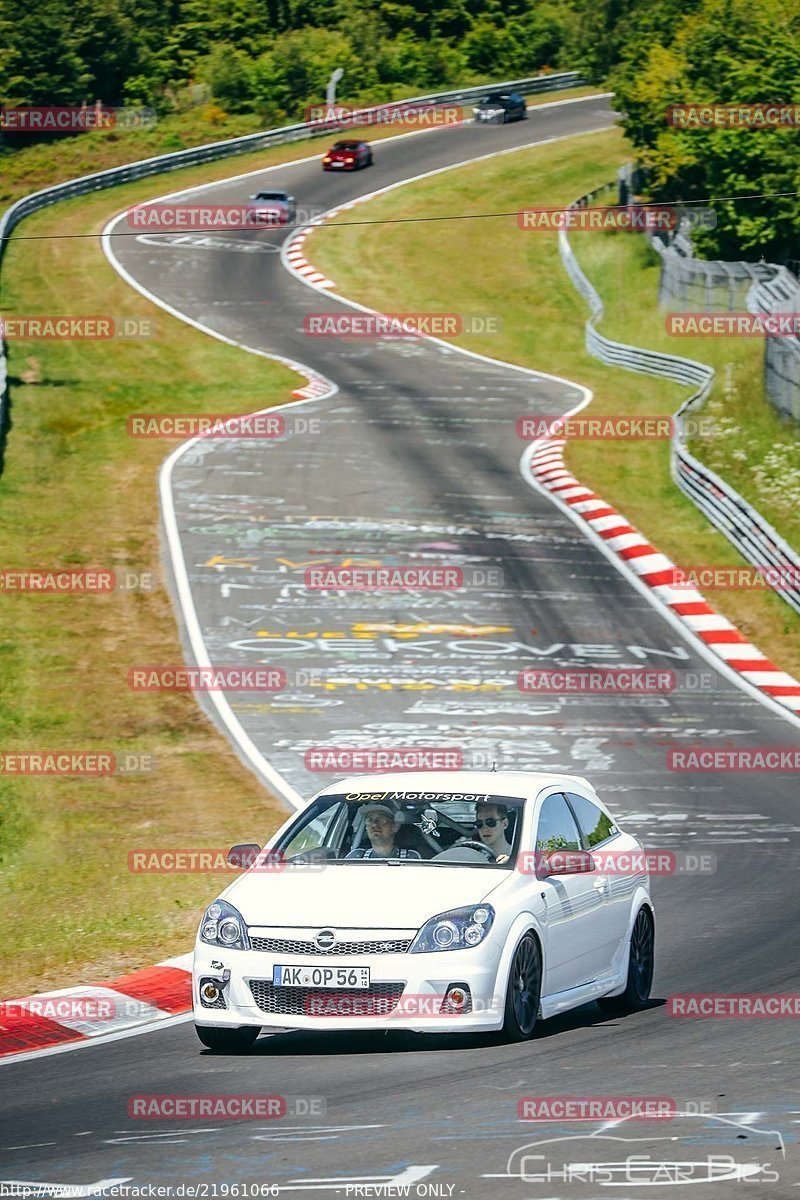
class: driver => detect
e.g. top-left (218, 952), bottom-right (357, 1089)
top-left (345, 803), bottom-right (422, 860)
top-left (474, 802), bottom-right (513, 859)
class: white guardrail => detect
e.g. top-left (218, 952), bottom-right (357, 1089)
top-left (558, 183), bottom-right (800, 616)
top-left (0, 70), bottom-right (584, 450)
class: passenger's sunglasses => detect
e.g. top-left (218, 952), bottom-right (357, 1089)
top-left (475, 817), bottom-right (502, 829)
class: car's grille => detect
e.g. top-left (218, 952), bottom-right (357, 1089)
top-left (248, 935), bottom-right (413, 956)
top-left (248, 979), bottom-right (405, 1017)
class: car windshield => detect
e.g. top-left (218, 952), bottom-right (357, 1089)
top-left (481, 95), bottom-right (506, 105)
top-left (272, 789), bottom-right (524, 867)
top-left (333, 141), bottom-right (359, 149)
top-left (253, 192), bottom-right (286, 201)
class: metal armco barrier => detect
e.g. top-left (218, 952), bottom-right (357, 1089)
top-left (558, 185), bottom-right (800, 616)
top-left (653, 227), bottom-right (800, 421)
top-left (0, 71), bottom-right (583, 468)
top-left (746, 266), bottom-right (800, 421)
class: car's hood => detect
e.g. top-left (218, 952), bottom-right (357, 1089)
top-left (222, 864), bottom-right (504, 929)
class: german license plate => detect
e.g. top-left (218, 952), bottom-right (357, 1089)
top-left (273, 964), bottom-right (370, 988)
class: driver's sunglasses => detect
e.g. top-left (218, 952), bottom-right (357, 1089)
top-left (475, 817), bottom-right (500, 829)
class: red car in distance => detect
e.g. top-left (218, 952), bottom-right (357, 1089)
top-left (322, 140), bottom-right (373, 171)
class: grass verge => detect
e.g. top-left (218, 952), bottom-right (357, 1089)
top-left (307, 125), bottom-right (800, 677)
top-left (0, 139), bottom-right (330, 996)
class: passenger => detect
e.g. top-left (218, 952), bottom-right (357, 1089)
top-left (474, 803), bottom-right (513, 858)
top-left (345, 803), bottom-right (422, 860)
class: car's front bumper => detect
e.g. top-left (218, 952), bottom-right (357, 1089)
top-left (246, 212), bottom-right (289, 225)
top-left (193, 939), bottom-right (506, 1034)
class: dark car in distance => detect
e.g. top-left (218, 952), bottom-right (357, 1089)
top-left (473, 93), bottom-right (527, 124)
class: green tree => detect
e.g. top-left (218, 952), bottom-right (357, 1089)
top-left (0, 0), bottom-right (89, 104)
top-left (614, 0), bottom-right (800, 261)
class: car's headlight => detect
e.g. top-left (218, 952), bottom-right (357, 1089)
top-left (410, 904), bottom-right (495, 953)
top-left (199, 900), bottom-right (250, 950)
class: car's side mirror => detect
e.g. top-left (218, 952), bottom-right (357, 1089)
top-left (541, 849), bottom-right (595, 876)
top-left (227, 842), bottom-right (261, 869)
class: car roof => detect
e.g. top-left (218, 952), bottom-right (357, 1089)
top-left (314, 770), bottom-right (595, 800)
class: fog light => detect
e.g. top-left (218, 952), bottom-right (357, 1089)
top-left (442, 983), bottom-right (472, 1014)
top-left (199, 969), bottom-right (230, 1008)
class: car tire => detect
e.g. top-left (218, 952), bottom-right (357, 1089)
top-left (501, 932), bottom-right (542, 1041)
top-left (195, 1024), bottom-right (261, 1053)
top-left (597, 906), bottom-right (654, 1015)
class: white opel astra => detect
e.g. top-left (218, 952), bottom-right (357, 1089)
top-left (193, 771), bottom-right (654, 1050)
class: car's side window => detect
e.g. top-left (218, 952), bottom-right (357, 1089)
top-left (564, 793), bottom-right (618, 849)
top-left (535, 793), bottom-right (582, 853)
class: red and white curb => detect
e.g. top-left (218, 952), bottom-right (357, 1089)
top-left (284, 226), bottom-right (336, 289)
top-left (291, 375), bottom-right (332, 400)
top-left (0, 954), bottom-right (191, 1058)
top-left (284, 195), bottom-right (374, 292)
top-left (528, 436), bottom-right (800, 713)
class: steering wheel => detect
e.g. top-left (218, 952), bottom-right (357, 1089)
top-left (453, 838), bottom-right (496, 862)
